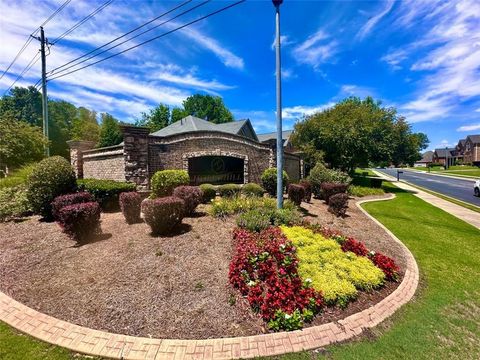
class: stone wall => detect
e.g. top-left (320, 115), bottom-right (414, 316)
top-left (148, 131), bottom-right (274, 184)
top-left (82, 146), bottom-right (125, 181)
top-left (284, 152), bottom-right (302, 182)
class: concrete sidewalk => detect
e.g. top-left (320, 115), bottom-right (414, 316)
top-left (373, 170), bottom-right (480, 230)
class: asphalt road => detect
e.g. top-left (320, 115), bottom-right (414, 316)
top-left (376, 168), bottom-right (480, 207)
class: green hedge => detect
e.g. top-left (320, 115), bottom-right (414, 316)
top-left (199, 183), bottom-right (216, 203)
top-left (77, 178), bottom-right (136, 211)
top-left (241, 183), bottom-right (265, 197)
top-left (218, 183), bottom-right (241, 198)
top-left (261, 168), bottom-right (289, 196)
top-left (150, 170), bottom-right (189, 197)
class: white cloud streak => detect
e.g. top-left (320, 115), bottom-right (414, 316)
top-left (356, 0), bottom-right (395, 40)
top-left (457, 123), bottom-right (480, 132)
top-left (292, 30), bottom-right (337, 70)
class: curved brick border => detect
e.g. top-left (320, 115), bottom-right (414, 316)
top-left (0, 194), bottom-right (419, 360)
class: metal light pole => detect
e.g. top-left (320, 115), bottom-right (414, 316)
top-left (273, 0), bottom-right (283, 209)
top-left (445, 146), bottom-right (448, 170)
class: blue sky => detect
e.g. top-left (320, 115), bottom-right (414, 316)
top-left (1, 0), bottom-right (479, 151)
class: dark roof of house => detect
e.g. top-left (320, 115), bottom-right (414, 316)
top-left (467, 135), bottom-right (480, 144)
top-left (457, 139), bottom-right (466, 147)
top-left (150, 115), bottom-right (258, 141)
top-left (257, 130), bottom-right (293, 144)
top-left (434, 148), bottom-right (456, 157)
top-left (417, 151), bottom-right (434, 163)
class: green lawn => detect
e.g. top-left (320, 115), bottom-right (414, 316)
top-left (2, 183), bottom-right (480, 359)
top-left (411, 166), bottom-right (480, 178)
top-left (276, 182), bottom-right (480, 359)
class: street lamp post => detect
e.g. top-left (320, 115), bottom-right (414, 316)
top-left (445, 146), bottom-right (449, 170)
top-left (273, 0), bottom-right (283, 209)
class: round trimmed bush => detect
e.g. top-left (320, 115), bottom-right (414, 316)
top-left (287, 184), bottom-right (305, 206)
top-left (199, 183), bottom-right (216, 203)
top-left (141, 196), bottom-right (185, 235)
top-left (173, 186), bottom-right (203, 216)
top-left (26, 156), bottom-right (77, 219)
top-left (218, 183), bottom-right (241, 198)
top-left (261, 168), bottom-right (289, 196)
top-left (119, 192), bottom-right (142, 224)
top-left (51, 192), bottom-right (94, 221)
top-left (328, 193), bottom-right (349, 217)
top-left (57, 202), bottom-right (101, 242)
top-left (299, 179), bottom-right (312, 202)
top-left (151, 170), bottom-right (189, 198)
top-left (77, 179), bottom-right (135, 211)
top-left (321, 182), bottom-right (348, 203)
top-left (241, 183), bottom-right (265, 197)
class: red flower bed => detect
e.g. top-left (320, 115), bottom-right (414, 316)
top-left (369, 252), bottom-right (400, 281)
top-left (341, 238), bottom-right (369, 256)
top-left (229, 227), bottom-right (323, 330)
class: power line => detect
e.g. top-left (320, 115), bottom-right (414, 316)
top-left (2, 53), bottom-right (41, 95)
top-left (52, 0), bottom-right (115, 45)
top-left (47, 0), bottom-right (246, 82)
top-left (0, 0), bottom-right (72, 82)
top-left (48, 0), bottom-right (194, 75)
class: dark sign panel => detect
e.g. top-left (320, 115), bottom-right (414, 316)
top-left (188, 156), bottom-right (244, 185)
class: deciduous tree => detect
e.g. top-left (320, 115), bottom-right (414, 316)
top-left (98, 113), bottom-right (123, 148)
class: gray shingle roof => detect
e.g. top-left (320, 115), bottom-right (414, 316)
top-left (417, 151), bottom-right (433, 163)
top-left (434, 148), bottom-right (456, 157)
top-left (467, 135), bottom-right (480, 144)
top-left (257, 130), bottom-right (293, 143)
top-left (150, 116), bottom-right (258, 141)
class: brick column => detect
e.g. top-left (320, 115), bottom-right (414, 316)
top-left (66, 140), bottom-right (96, 178)
top-left (121, 125), bottom-right (150, 190)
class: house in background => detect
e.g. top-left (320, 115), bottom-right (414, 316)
top-left (455, 139), bottom-right (466, 163)
top-left (463, 135), bottom-right (480, 166)
top-left (432, 148), bottom-right (457, 167)
top-left (414, 151), bottom-right (434, 167)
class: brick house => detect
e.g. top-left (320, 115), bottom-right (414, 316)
top-left (463, 135), bottom-right (480, 166)
top-left (68, 116), bottom-right (303, 189)
top-left (432, 148), bottom-right (457, 166)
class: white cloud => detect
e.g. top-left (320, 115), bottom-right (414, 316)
top-left (356, 0), bottom-right (395, 41)
top-left (271, 35), bottom-right (294, 50)
top-left (436, 139), bottom-right (454, 148)
top-left (282, 103), bottom-right (335, 119)
top-left (476, 108), bottom-right (480, 112)
top-left (381, 49), bottom-right (408, 70)
top-left (339, 84), bottom-right (375, 98)
top-left (151, 69), bottom-right (234, 91)
top-left (292, 29), bottom-right (337, 69)
top-left (457, 123), bottom-right (480, 132)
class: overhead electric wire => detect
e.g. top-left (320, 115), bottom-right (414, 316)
top-left (52, 0), bottom-right (115, 45)
top-left (0, 0), bottom-right (71, 84)
top-left (2, 52), bottom-right (41, 95)
top-left (48, 0), bottom-right (194, 75)
top-left (47, 0), bottom-right (246, 82)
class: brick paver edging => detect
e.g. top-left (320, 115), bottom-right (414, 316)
top-left (0, 194), bottom-right (419, 360)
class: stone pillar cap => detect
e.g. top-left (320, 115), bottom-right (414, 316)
top-left (67, 140), bottom-right (96, 150)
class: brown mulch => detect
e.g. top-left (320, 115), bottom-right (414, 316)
top-left (0, 195), bottom-right (407, 339)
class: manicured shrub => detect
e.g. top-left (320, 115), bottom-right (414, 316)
top-left (272, 208), bottom-right (303, 226)
top-left (261, 168), bottom-right (289, 196)
top-left (173, 185), bottom-right (203, 215)
top-left (328, 193), bottom-right (349, 217)
top-left (150, 170), bottom-right (189, 197)
top-left (369, 252), bottom-right (400, 281)
top-left (77, 179), bottom-right (136, 211)
top-left (288, 184), bottom-right (305, 206)
top-left (26, 156), bottom-right (77, 219)
top-left (236, 209), bottom-right (271, 232)
top-left (0, 185), bottom-right (31, 221)
top-left (119, 192), bottom-right (142, 224)
top-left (280, 226), bottom-right (385, 307)
top-left (209, 196), bottom-right (297, 218)
top-left (229, 227), bottom-right (324, 330)
top-left (57, 202), bottom-right (101, 242)
top-left (141, 196), bottom-right (185, 235)
top-left (299, 179), bottom-right (312, 202)
top-left (341, 238), bottom-right (368, 256)
top-left (308, 163), bottom-right (351, 198)
top-left (218, 183), bottom-right (241, 198)
top-left (321, 182), bottom-right (348, 203)
top-left (51, 192), bottom-right (94, 220)
top-left (241, 183), bottom-right (264, 197)
top-left (199, 183), bottom-right (216, 203)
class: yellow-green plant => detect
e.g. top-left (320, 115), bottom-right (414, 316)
top-left (280, 226), bottom-right (385, 307)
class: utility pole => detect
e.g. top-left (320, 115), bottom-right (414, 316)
top-left (273, 0), bottom-right (283, 209)
top-left (33, 27), bottom-right (49, 156)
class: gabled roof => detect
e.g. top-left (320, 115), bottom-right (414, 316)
top-left (257, 130), bottom-right (293, 146)
top-left (434, 148), bottom-right (456, 157)
top-left (466, 135), bottom-right (480, 144)
top-left (457, 139), bottom-right (466, 147)
top-left (150, 115), bottom-right (258, 141)
top-left (417, 151), bottom-right (433, 163)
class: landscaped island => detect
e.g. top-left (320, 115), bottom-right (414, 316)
top-left (0, 156), bottom-right (406, 340)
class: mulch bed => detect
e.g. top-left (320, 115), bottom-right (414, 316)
top-left (0, 195), bottom-right (406, 339)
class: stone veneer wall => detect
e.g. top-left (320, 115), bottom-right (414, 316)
top-left (284, 152), bottom-right (302, 182)
top-left (148, 131), bottom-right (274, 184)
top-left (82, 145), bottom-right (125, 181)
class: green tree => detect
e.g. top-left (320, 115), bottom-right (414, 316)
top-left (182, 94), bottom-right (233, 124)
top-left (171, 107), bottom-right (188, 123)
top-left (0, 86), bottom-right (42, 126)
top-left (48, 100), bottom-right (77, 157)
top-left (98, 113), bottom-right (123, 148)
top-left (71, 107), bottom-right (99, 143)
top-left (136, 104), bottom-right (170, 132)
top-left (0, 112), bottom-right (47, 170)
top-left (391, 118), bottom-right (429, 166)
